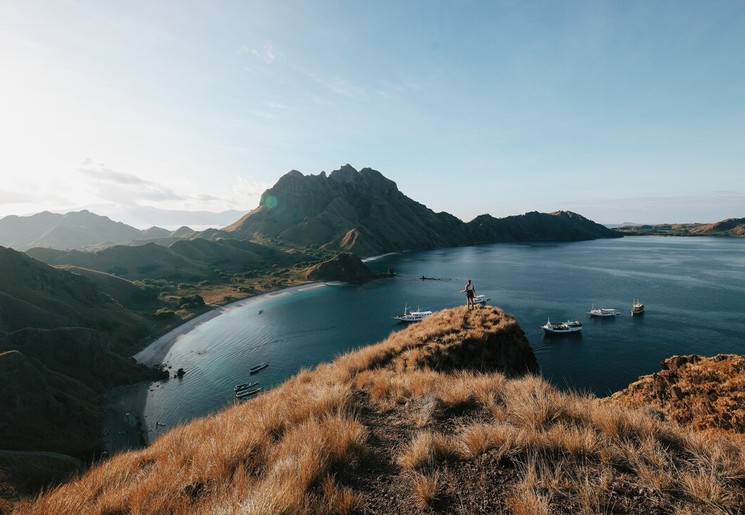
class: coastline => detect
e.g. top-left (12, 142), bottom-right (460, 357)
top-left (133, 281), bottom-right (335, 367)
top-left (105, 281), bottom-right (338, 453)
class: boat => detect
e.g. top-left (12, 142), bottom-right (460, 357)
top-left (473, 294), bottom-right (490, 305)
top-left (249, 362), bottom-right (269, 374)
top-left (631, 299), bottom-right (645, 316)
top-left (393, 304), bottom-right (433, 323)
top-left (235, 386), bottom-right (262, 399)
top-left (234, 381), bottom-right (259, 392)
top-left (541, 319), bottom-right (583, 334)
top-left (587, 306), bottom-right (619, 317)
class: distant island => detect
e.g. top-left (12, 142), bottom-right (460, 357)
top-left (615, 218), bottom-right (745, 237)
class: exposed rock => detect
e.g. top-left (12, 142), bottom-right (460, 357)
top-left (609, 354), bottom-right (745, 435)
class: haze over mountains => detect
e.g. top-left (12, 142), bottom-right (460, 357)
top-left (1, 165), bottom-right (623, 256)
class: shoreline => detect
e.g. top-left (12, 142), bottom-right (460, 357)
top-left (133, 281), bottom-right (336, 367)
top-left (105, 281), bottom-right (339, 453)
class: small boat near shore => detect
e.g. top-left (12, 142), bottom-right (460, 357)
top-left (235, 386), bottom-right (262, 399)
top-left (542, 319), bottom-right (583, 334)
top-left (393, 304), bottom-right (433, 323)
top-left (249, 362), bottom-right (269, 374)
top-left (631, 299), bottom-right (645, 316)
top-left (234, 381), bottom-right (259, 392)
top-left (473, 294), bottom-right (490, 305)
top-left (588, 306), bottom-right (620, 317)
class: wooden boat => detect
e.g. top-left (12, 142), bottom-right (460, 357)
top-left (541, 319), bottom-right (583, 334)
top-left (235, 386), bottom-right (262, 399)
top-left (249, 362), bottom-right (269, 374)
top-left (631, 299), bottom-right (645, 316)
top-left (234, 381), bottom-right (259, 392)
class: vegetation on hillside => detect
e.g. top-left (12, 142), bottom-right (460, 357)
top-left (17, 307), bottom-right (744, 514)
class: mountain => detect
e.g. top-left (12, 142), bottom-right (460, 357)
top-left (224, 165), bottom-right (620, 256)
top-left (81, 204), bottom-right (245, 231)
top-left (18, 307), bottom-right (744, 514)
top-left (0, 210), bottom-right (197, 251)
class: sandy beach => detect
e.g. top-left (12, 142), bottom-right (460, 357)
top-left (105, 282), bottom-right (336, 453)
top-left (133, 282), bottom-right (333, 366)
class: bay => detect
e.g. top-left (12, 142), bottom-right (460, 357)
top-left (109, 236), bottom-right (745, 448)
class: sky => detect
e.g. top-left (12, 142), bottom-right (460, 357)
top-left (1, 1), bottom-right (744, 227)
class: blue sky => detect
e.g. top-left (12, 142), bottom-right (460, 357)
top-left (1, 1), bottom-right (744, 226)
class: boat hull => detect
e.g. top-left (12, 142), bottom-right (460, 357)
top-left (542, 320), bottom-right (583, 334)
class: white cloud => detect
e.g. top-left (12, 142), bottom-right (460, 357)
top-left (238, 40), bottom-right (283, 63)
top-left (77, 163), bottom-right (187, 205)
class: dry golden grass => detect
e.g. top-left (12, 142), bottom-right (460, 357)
top-left (397, 431), bottom-right (460, 473)
top-left (410, 471), bottom-right (440, 509)
top-left (17, 306), bottom-right (745, 514)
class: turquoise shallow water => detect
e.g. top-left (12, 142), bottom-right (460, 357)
top-left (122, 236), bottom-right (745, 445)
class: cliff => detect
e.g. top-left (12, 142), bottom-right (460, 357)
top-left (18, 308), bottom-right (744, 514)
top-left (609, 354), bottom-right (745, 437)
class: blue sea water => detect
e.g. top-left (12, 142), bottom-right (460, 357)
top-left (125, 237), bottom-right (745, 444)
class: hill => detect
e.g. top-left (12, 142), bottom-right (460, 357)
top-left (26, 238), bottom-right (310, 282)
top-left (0, 247), bottom-right (167, 455)
top-left (224, 165), bottom-right (621, 257)
top-left (616, 218), bottom-right (745, 237)
top-left (17, 307), bottom-right (744, 514)
top-left (0, 210), bottom-right (196, 251)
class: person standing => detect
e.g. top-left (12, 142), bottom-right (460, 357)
top-left (463, 279), bottom-right (476, 310)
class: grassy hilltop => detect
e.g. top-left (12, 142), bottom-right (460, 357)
top-left (17, 307), bottom-right (745, 514)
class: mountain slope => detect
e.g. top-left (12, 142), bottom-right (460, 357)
top-left (26, 238), bottom-right (309, 282)
top-left (0, 247), bottom-right (165, 457)
top-left (225, 165), bottom-right (620, 257)
top-left (19, 307), bottom-right (744, 514)
top-left (0, 210), bottom-right (198, 251)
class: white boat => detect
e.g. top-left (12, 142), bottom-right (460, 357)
top-left (631, 299), bottom-right (645, 316)
top-left (393, 304), bottom-right (433, 323)
top-left (541, 319), bottom-right (583, 334)
top-left (473, 294), bottom-right (490, 305)
top-left (588, 306), bottom-right (619, 317)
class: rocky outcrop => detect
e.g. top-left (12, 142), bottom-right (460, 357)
top-left (304, 252), bottom-right (375, 284)
top-left (386, 306), bottom-right (540, 377)
top-left (609, 354), bottom-right (745, 435)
